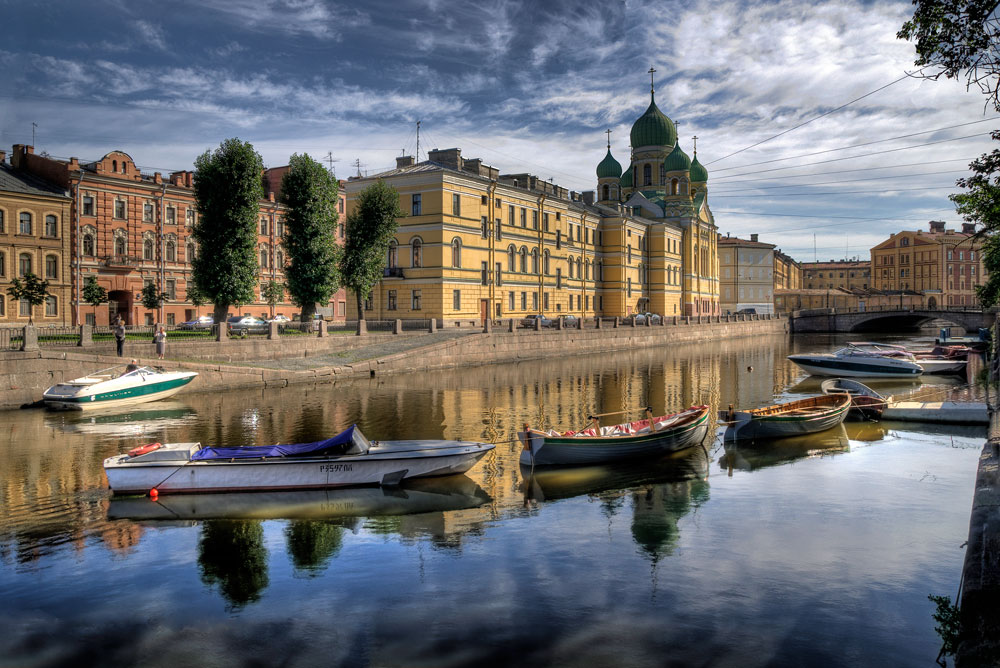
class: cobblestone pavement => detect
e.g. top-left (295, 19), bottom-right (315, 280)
top-left (244, 329), bottom-right (480, 371)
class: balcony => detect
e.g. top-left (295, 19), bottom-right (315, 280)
top-left (383, 267), bottom-right (405, 278)
top-left (99, 255), bottom-right (142, 269)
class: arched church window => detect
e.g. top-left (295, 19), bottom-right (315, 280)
top-left (671, 179), bottom-right (679, 196)
top-left (643, 164), bottom-right (651, 186)
top-left (602, 184), bottom-right (609, 201)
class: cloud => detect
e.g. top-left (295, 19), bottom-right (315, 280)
top-left (132, 19), bottom-right (168, 51)
top-left (191, 0), bottom-right (370, 40)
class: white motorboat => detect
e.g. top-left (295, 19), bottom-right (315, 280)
top-left (103, 425), bottom-right (495, 495)
top-left (788, 344), bottom-right (924, 378)
top-left (43, 365), bottom-right (198, 410)
top-left (846, 342), bottom-right (967, 375)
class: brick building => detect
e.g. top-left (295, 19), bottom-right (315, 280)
top-left (800, 259), bottom-right (871, 291)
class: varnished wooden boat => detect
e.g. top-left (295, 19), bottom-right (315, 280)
top-left (720, 394), bottom-right (851, 441)
top-left (820, 378), bottom-right (887, 420)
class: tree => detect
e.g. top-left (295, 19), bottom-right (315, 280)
top-left (340, 180), bottom-right (404, 320)
top-left (7, 272), bottom-right (49, 325)
top-left (280, 153), bottom-right (341, 322)
top-left (82, 275), bottom-right (107, 323)
top-left (186, 282), bottom-right (207, 317)
top-left (192, 138), bottom-right (265, 325)
top-left (261, 279), bottom-right (284, 319)
top-left (900, 1), bottom-right (1000, 305)
top-left (140, 281), bottom-right (168, 311)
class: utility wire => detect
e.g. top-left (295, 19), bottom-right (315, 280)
top-left (712, 185), bottom-right (950, 198)
top-left (712, 169), bottom-right (967, 194)
top-left (715, 158), bottom-right (972, 185)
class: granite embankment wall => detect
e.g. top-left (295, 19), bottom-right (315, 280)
top-left (0, 317), bottom-right (786, 410)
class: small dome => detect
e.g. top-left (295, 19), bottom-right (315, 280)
top-left (663, 142), bottom-right (691, 173)
top-left (596, 148), bottom-right (622, 179)
top-left (630, 92), bottom-right (677, 148)
top-left (690, 154), bottom-right (708, 182)
top-left (620, 166), bottom-right (633, 188)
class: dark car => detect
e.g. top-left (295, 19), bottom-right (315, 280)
top-left (735, 308), bottom-right (757, 315)
top-left (179, 315), bottom-right (214, 331)
top-left (226, 316), bottom-right (268, 335)
top-left (520, 314), bottom-right (554, 328)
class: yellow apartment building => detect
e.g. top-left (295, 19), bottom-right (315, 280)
top-left (718, 234), bottom-right (775, 314)
top-left (773, 249), bottom-right (801, 292)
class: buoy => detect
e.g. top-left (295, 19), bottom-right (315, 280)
top-left (149, 488), bottom-right (159, 500)
top-left (128, 442), bottom-right (162, 458)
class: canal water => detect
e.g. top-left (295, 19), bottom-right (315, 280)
top-left (0, 333), bottom-right (985, 667)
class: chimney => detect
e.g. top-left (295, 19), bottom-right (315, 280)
top-left (185, 172), bottom-right (193, 188)
top-left (68, 157), bottom-right (79, 170)
top-left (426, 148), bottom-right (463, 171)
top-left (11, 144), bottom-right (26, 168)
top-left (581, 191), bottom-right (595, 205)
top-left (396, 155), bottom-right (415, 169)
top-left (154, 172), bottom-right (162, 184)
top-left (750, 233), bottom-right (759, 242)
top-left (0, 149), bottom-right (6, 164)
top-left (25, 145), bottom-right (34, 155)
top-left (268, 191), bottom-right (275, 202)
top-left (929, 220), bottom-right (945, 233)
top-left (962, 222), bottom-right (976, 234)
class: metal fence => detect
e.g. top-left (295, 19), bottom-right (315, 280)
top-left (0, 328), bottom-right (22, 350)
top-left (365, 319), bottom-right (396, 333)
top-left (34, 326), bottom-right (80, 347)
top-left (401, 319), bottom-right (431, 331)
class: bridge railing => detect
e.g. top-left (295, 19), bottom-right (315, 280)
top-left (791, 305), bottom-right (995, 318)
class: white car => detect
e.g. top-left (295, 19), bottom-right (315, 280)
top-left (268, 315), bottom-right (291, 323)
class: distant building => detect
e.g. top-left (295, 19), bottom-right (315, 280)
top-left (718, 233), bottom-right (775, 314)
top-left (773, 249), bottom-right (801, 292)
top-left (800, 259), bottom-right (870, 291)
top-left (870, 220), bottom-right (986, 308)
top-left (0, 149), bottom-right (73, 325)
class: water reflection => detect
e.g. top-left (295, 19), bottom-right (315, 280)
top-left (719, 424), bottom-right (851, 473)
top-left (43, 400), bottom-right (198, 438)
top-left (285, 521), bottom-right (348, 577)
top-left (198, 519), bottom-right (269, 611)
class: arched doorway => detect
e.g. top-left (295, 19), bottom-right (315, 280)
top-left (927, 296), bottom-right (937, 309)
top-left (108, 290), bottom-right (132, 325)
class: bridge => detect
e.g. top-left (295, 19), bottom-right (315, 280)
top-left (789, 306), bottom-right (995, 334)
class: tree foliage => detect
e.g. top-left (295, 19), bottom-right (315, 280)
top-left (192, 138), bottom-right (265, 324)
top-left (6, 272), bottom-right (49, 325)
top-left (900, 1), bottom-right (1000, 305)
top-left (261, 279), bottom-right (284, 319)
top-left (82, 275), bottom-right (107, 308)
top-left (280, 153), bottom-right (341, 321)
top-left (140, 281), bottom-right (168, 310)
top-left (339, 180), bottom-right (404, 320)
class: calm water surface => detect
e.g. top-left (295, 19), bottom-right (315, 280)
top-left (0, 333), bottom-right (985, 667)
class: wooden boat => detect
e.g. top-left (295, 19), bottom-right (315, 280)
top-left (518, 405), bottom-right (710, 466)
top-left (720, 394), bottom-right (851, 441)
top-left (820, 378), bottom-right (888, 420)
top-left (43, 365), bottom-right (198, 410)
top-left (103, 425), bottom-right (494, 495)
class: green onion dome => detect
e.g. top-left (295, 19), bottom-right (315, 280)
top-left (662, 142), bottom-right (691, 173)
top-left (689, 154), bottom-right (708, 182)
top-left (630, 92), bottom-right (677, 148)
top-left (620, 166), bottom-right (633, 188)
top-left (596, 148), bottom-right (622, 179)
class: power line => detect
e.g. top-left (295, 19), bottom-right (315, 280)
top-left (712, 169), bottom-right (967, 194)
top-left (714, 157), bottom-right (972, 186)
top-left (706, 71), bottom-right (919, 166)
top-left (712, 185), bottom-right (952, 198)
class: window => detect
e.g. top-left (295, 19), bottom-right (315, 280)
top-left (20, 298), bottom-right (31, 316)
top-left (544, 250), bottom-right (550, 275)
top-left (166, 240), bottom-right (176, 262)
top-left (260, 246), bottom-right (269, 268)
top-left (519, 247), bottom-right (527, 273)
top-left (602, 184), bottom-right (610, 200)
top-left (532, 211), bottom-right (538, 229)
top-left (339, 199), bottom-right (344, 214)
top-left (451, 238), bottom-right (462, 268)
top-left (19, 253), bottom-right (31, 276)
top-left (521, 208), bottom-right (527, 227)
top-left (496, 262), bottom-right (502, 286)
top-left (276, 250), bottom-right (283, 268)
top-left (556, 268), bottom-right (562, 289)
top-left (144, 203), bottom-right (154, 223)
top-left (482, 216), bottom-right (489, 238)
top-left (481, 261), bottom-right (488, 286)
top-left (556, 230), bottom-right (561, 249)
top-left (114, 200), bottom-right (126, 219)
top-left (948, 250), bottom-right (953, 260)
top-left (44, 215), bottom-right (57, 237)
top-left (187, 242), bottom-right (197, 263)
top-left (186, 209), bottom-right (195, 227)
top-left (453, 289), bottom-right (461, 311)
top-left (166, 279), bottom-right (176, 300)
top-left (508, 204), bottom-right (515, 225)
top-left (144, 239), bottom-right (154, 261)
top-left (643, 164), bottom-right (652, 186)
top-left (411, 238), bottom-right (422, 267)
top-left (82, 196), bottom-right (94, 216)
top-left (364, 296), bottom-right (373, 311)
top-left (568, 256), bottom-right (574, 278)
top-left (508, 291), bottom-right (515, 311)
top-left (276, 218), bottom-right (284, 236)
top-left (521, 292), bottom-right (527, 310)
top-left (388, 240), bottom-right (398, 268)
top-left (543, 213), bottom-right (549, 232)
top-left (19, 212), bottom-right (32, 235)
top-left (495, 218), bottom-right (502, 240)
top-left (163, 206), bottom-right (175, 225)
top-left (260, 216), bottom-right (268, 235)
top-left (627, 277), bottom-right (632, 298)
top-left (0, 252), bottom-right (4, 276)
top-left (452, 194), bottom-right (461, 216)
top-left (481, 195), bottom-right (488, 205)
top-left (83, 233), bottom-right (95, 256)
top-left (411, 193), bottom-right (421, 216)
top-left (167, 313), bottom-right (175, 325)
top-left (544, 293), bottom-right (549, 310)
top-left (532, 292), bottom-right (538, 310)
top-left (45, 255), bottom-right (57, 279)
top-left (960, 251), bottom-right (965, 260)
top-left (531, 248), bottom-right (539, 274)
top-left (507, 245), bottom-right (516, 272)
top-left (388, 290), bottom-right (397, 310)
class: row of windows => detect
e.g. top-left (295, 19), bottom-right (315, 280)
top-left (0, 252), bottom-right (60, 279)
top-left (82, 195), bottom-right (197, 227)
top-left (0, 211), bottom-right (60, 237)
top-left (0, 294), bottom-right (59, 317)
top-left (80, 232), bottom-right (198, 263)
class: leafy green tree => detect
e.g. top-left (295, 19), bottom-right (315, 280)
top-left (192, 138), bottom-right (265, 324)
top-left (261, 279), bottom-right (284, 318)
top-left (186, 281), bottom-right (207, 317)
top-left (900, 1), bottom-right (1000, 305)
top-left (6, 272), bottom-right (49, 325)
top-left (82, 275), bottom-right (107, 323)
top-left (140, 281), bottom-right (168, 311)
top-left (280, 153), bottom-right (341, 322)
top-left (340, 180), bottom-right (404, 320)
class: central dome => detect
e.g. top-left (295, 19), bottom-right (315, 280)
top-left (630, 92), bottom-right (677, 149)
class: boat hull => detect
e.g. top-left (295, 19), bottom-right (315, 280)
top-left (103, 440), bottom-right (493, 495)
top-left (724, 395), bottom-right (851, 441)
top-left (518, 409), bottom-right (710, 466)
top-left (43, 373), bottom-right (197, 410)
top-left (787, 355), bottom-right (922, 378)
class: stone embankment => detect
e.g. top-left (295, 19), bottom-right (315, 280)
top-left (0, 316), bottom-right (786, 410)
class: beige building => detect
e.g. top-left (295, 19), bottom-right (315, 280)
top-left (0, 150), bottom-right (73, 325)
top-left (870, 220), bottom-right (986, 308)
top-left (801, 260), bottom-right (870, 291)
top-left (773, 249), bottom-right (801, 291)
top-left (718, 234), bottom-right (775, 314)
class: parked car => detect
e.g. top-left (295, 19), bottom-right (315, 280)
top-left (735, 308), bottom-right (757, 315)
top-left (227, 316), bottom-right (268, 335)
top-left (520, 314), bottom-right (554, 329)
top-left (268, 315), bottom-right (291, 323)
top-left (559, 314), bottom-right (579, 328)
top-left (179, 315), bottom-right (214, 331)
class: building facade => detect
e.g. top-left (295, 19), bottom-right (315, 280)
top-left (0, 150), bottom-right (73, 325)
top-left (801, 260), bottom-right (871, 291)
top-left (870, 221), bottom-right (986, 308)
top-left (718, 234), bottom-right (775, 314)
top-left (10, 144), bottom-right (347, 326)
top-left (773, 249), bottom-right (801, 292)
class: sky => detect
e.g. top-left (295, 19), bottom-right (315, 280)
top-left (1, 0), bottom-right (996, 264)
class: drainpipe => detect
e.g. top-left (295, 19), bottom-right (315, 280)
top-left (488, 181), bottom-right (497, 315)
top-left (537, 193), bottom-right (546, 313)
top-left (73, 179), bottom-right (81, 326)
top-left (271, 202), bottom-right (278, 318)
top-left (159, 183), bottom-right (167, 325)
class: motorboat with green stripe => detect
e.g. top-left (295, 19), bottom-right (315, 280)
top-left (42, 364), bottom-right (198, 410)
top-left (103, 425), bottom-right (495, 495)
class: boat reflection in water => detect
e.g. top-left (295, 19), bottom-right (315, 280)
top-left (719, 423), bottom-right (850, 473)
top-left (44, 400), bottom-right (198, 438)
top-left (107, 474), bottom-right (491, 521)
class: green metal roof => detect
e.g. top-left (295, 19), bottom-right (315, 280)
top-left (596, 148), bottom-right (622, 179)
top-left (620, 166), bottom-right (633, 188)
top-left (630, 92), bottom-right (677, 148)
top-left (690, 154), bottom-right (708, 182)
top-left (663, 142), bottom-right (691, 172)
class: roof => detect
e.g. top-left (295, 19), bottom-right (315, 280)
top-left (718, 236), bottom-right (775, 249)
top-left (596, 148), bottom-right (622, 179)
top-left (689, 154), bottom-right (708, 182)
top-left (630, 92), bottom-right (677, 148)
top-left (0, 163), bottom-right (69, 198)
top-left (663, 142), bottom-right (691, 172)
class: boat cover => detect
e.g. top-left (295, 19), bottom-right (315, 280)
top-left (191, 425), bottom-right (370, 460)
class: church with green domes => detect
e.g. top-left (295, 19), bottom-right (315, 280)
top-left (594, 75), bottom-right (720, 316)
